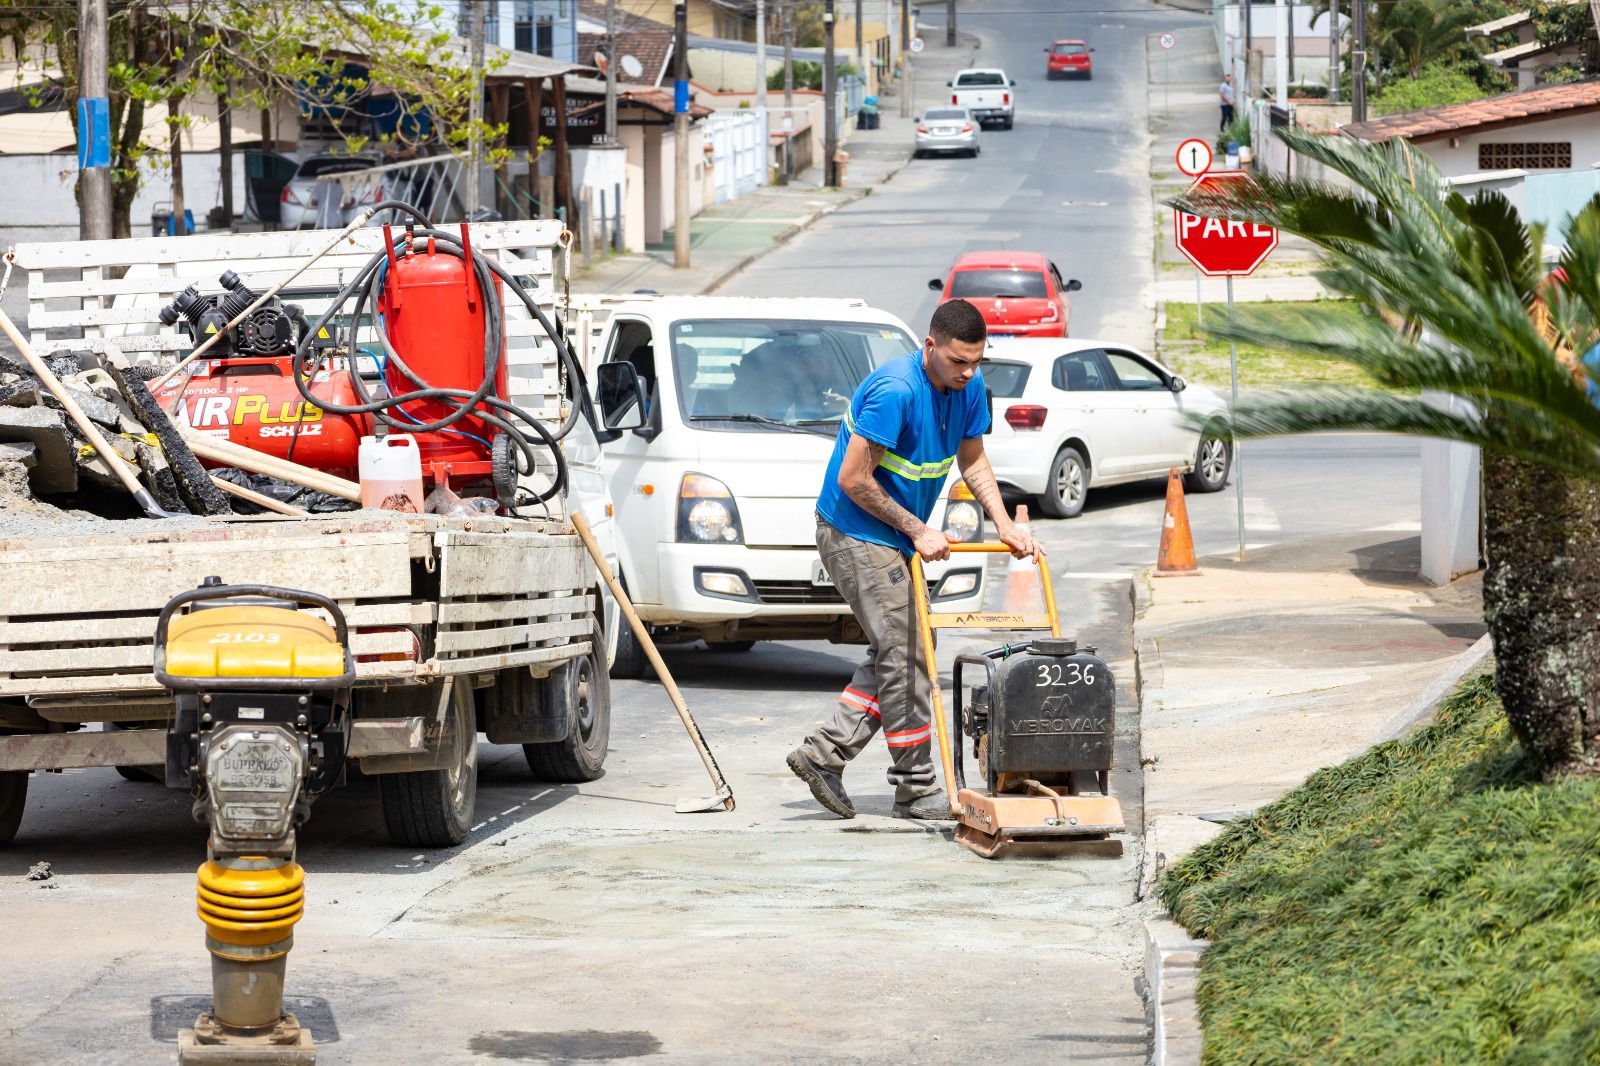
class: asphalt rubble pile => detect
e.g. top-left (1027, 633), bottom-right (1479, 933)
top-left (0, 349), bottom-right (354, 537)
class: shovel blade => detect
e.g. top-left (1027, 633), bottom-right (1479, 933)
top-left (674, 787), bottom-right (735, 814)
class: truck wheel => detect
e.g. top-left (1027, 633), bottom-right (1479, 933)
top-left (525, 624), bottom-right (611, 782)
top-left (0, 771), bottom-right (27, 846)
top-left (380, 681), bottom-right (478, 847)
top-left (610, 575), bottom-right (650, 679)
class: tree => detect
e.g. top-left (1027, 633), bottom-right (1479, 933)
top-left (1168, 127), bottom-right (1600, 780)
top-left (0, 1), bottom-right (505, 238)
top-left (1371, 62), bottom-right (1489, 114)
top-left (1375, 0), bottom-right (1484, 79)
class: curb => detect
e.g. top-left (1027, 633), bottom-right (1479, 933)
top-left (1370, 632), bottom-right (1494, 743)
top-left (1145, 917), bottom-right (1207, 1066)
top-left (701, 187), bottom-right (870, 296)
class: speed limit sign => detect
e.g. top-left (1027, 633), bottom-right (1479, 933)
top-left (909, 36), bottom-right (926, 55)
top-left (1160, 32), bottom-right (1177, 49)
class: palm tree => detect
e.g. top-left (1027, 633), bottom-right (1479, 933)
top-left (1168, 127), bottom-right (1600, 780)
top-left (1376, 0), bottom-right (1482, 79)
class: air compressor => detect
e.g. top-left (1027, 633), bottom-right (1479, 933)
top-left (155, 206), bottom-right (590, 511)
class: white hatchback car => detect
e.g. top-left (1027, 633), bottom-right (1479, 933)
top-left (980, 338), bottom-right (1232, 517)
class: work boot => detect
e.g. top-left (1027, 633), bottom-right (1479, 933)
top-left (786, 749), bottom-right (855, 819)
top-left (892, 789), bottom-right (956, 821)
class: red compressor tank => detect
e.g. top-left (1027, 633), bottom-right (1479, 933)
top-left (153, 356), bottom-right (372, 481)
top-left (376, 226), bottom-right (506, 483)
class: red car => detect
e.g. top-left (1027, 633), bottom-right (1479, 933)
top-left (1047, 39), bottom-right (1094, 80)
top-left (928, 251), bottom-right (1081, 338)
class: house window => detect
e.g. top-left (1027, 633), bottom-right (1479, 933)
top-left (1478, 142), bottom-right (1573, 170)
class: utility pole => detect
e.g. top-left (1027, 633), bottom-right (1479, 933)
top-left (467, 0), bottom-right (486, 216)
top-left (1351, 0), bottom-right (1367, 122)
top-left (899, 0), bottom-right (911, 118)
top-left (946, 0), bottom-right (955, 47)
top-left (1327, 0), bottom-right (1339, 103)
top-left (218, 87), bottom-right (233, 229)
top-left (1242, 0), bottom-right (1252, 103)
top-left (782, 1), bottom-right (795, 180)
top-left (855, 0), bottom-right (864, 75)
top-left (605, 0), bottom-right (618, 143)
top-left (674, 0), bottom-right (690, 267)
top-left (77, 0), bottom-right (111, 240)
top-left (1274, 0), bottom-right (1287, 104)
top-left (756, 0), bottom-right (768, 157)
top-left (824, 0), bottom-right (839, 187)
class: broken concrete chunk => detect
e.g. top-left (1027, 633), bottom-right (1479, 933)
top-left (0, 406), bottom-right (75, 494)
top-left (26, 861), bottom-right (52, 881)
top-left (103, 358), bottom-right (229, 515)
top-left (0, 381), bottom-right (41, 408)
top-left (43, 386), bottom-right (125, 428)
top-left (0, 441), bottom-right (37, 467)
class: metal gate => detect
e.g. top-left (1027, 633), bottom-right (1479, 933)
top-left (705, 111), bottom-right (766, 205)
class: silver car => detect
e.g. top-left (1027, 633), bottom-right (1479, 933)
top-left (914, 108), bottom-right (980, 159)
top-left (278, 153), bottom-right (384, 229)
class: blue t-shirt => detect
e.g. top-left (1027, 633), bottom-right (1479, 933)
top-left (817, 353), bottom-right (991, 553)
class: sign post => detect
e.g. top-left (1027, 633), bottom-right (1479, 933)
top-left (1159, 32), bottom-right (1176, 111)
top-left (1172, 170), bottom-right (1278, 560)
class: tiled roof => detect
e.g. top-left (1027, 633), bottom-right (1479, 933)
top-left (576, 27), bottom-right (675, 87)
top-left (1341, 80), bottom-right (1600, 142)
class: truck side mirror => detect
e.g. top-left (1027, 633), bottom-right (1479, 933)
top-left (1065, 279), bottom-right (1083, 292)
top-left (946, 79), bottom-right (953, 87)
top-left (595, 361), bottom-right (647, 441)
top-left (927, 278), bottom-right (945, 292)
top-left (1010, 79), bottom-right (1018, 87)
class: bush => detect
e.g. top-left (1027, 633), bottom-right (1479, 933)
top-left (1160, 675), bottom-right (1600, 1065)
top-left (1215, 113), bottom-right (1251, 155)
top-left (1372, 63), bottom-right (1491, 115)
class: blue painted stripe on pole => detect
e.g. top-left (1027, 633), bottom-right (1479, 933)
top-left (674, 80), bottom-right (689, 114)
top-left (78, 97), bottom-right (111, 169)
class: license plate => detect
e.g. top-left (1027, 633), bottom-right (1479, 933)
top-left (812, 560), bottom-right (834, 587)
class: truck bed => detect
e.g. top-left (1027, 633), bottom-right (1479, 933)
top-left (0, 511), bottom-right (591, 713)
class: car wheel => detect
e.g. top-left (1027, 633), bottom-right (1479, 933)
top-left (1039, 446), bottom-right (1088, 518)
top-left (1185, 433), bottom-right (1231, 493)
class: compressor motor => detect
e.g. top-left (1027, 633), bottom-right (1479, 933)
top-left (958, 637), bottom-right (1116, 797)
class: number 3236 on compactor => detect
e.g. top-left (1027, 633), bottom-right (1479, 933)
top-left (910, 543), bottom-right (1125, 859)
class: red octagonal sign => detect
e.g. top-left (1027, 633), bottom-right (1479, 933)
top-left (1173, 171), bottom-right (1278, 277)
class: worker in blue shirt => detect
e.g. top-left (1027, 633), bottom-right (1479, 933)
top-left (787, 299), bottom-right (1042, 820)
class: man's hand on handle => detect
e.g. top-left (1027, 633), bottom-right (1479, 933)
top-left (998, 521), bottom-right (1045, 561)
top-left (913, 526), bottom-right (953, 562)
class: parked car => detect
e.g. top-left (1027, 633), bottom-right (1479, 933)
top-left (928, 251), bottom-right (1080, 338)
top-left (948, 67), bottom-right (1017, 129)
top-left (588, 296), bottom-right (987, 677)
top-left (279, 153), bottom-right (384, 229)
top-left (914, 107), bottom-right (980, 158)
top-left (977, 338), bottom-right (1231, 518)
top-left (1046, 40), bottom-right (1094, 79)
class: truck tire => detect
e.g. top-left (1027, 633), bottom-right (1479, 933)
top-left (610, 575), bottom-right (650, 680)
top-left (379, 681), bottom-right (478, 847)
top-left (0, 771), bottom-right (26, 846)
top-left (525, 623), bottom-right (611, 782)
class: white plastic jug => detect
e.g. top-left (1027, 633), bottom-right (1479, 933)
top-left (359, 434), bottom-right (424, 513)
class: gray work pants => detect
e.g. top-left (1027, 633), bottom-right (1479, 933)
top-left (799, 517), bottom-right (938, 803)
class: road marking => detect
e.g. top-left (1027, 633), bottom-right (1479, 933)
top-left (1061, 200), bottom-right (1110, 207)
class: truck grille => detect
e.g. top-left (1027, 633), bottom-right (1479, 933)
top-left (752, 580), bottom-right (938, 606)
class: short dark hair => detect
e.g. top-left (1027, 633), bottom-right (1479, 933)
top-left (930, 299), bottom-right (987, 345)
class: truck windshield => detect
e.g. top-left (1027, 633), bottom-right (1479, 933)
top-left (671, 319), bottom-right (916, 430)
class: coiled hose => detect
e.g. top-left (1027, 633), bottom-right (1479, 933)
top-left (290, 200), bottom-right (594, 512)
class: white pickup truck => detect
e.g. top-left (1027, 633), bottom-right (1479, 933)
top-left (583, 296), bottom-right (990, 677)
top-left (948, 68), bottom-right (1018, 129)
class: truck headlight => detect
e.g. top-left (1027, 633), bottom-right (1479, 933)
top-left (678, 473), bottom-right (744, 544)
top-left (942, 479), bottom-right (983, 543)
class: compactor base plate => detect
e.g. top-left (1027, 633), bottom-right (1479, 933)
top-left (954, 787), bottom-right (1125, 860)
top-left (178, 1012), bottom-right (316, 1065)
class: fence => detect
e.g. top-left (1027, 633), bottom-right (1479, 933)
top-left (705, 111), bottom-right (767, 205)
top-left (326, 155), bottom-right (470, 224)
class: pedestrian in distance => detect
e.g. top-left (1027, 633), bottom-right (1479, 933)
top-left (786, 299), bottom-right (1042, 821)
top-left (1219, 73), bottom-right (1235, 132)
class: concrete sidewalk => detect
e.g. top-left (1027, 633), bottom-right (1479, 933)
top-left (1134, 531), bottom-right (1486, 893)
top-left (572, 31), bottom-right (980, 300)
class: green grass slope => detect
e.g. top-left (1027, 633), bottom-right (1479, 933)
top-left (1159, 674), bottom-right (1600, 1065)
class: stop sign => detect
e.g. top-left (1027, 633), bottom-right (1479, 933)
top-left (1173, 171), bottom-right (1277, 276)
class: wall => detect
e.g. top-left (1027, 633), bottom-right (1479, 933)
top-left (1415, 112), bottom-right (1600, 178)
top-left (0, 152), bottom-right (247, 243)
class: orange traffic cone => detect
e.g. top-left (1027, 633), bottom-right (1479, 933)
top-left (1154, 468), bottom-right (1200, 577)
top-left (1003, 504), bottom-right (1047, 615)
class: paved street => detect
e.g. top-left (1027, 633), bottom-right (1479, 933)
top-left (0, 3), bottom-right (1428, 1065)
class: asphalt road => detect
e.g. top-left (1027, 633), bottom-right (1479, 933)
top-left (0, 3), bottom-right (1423, 1064)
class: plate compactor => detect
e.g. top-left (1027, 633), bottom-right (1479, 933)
top-left (910, 544), bottom-right (1125, 859)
